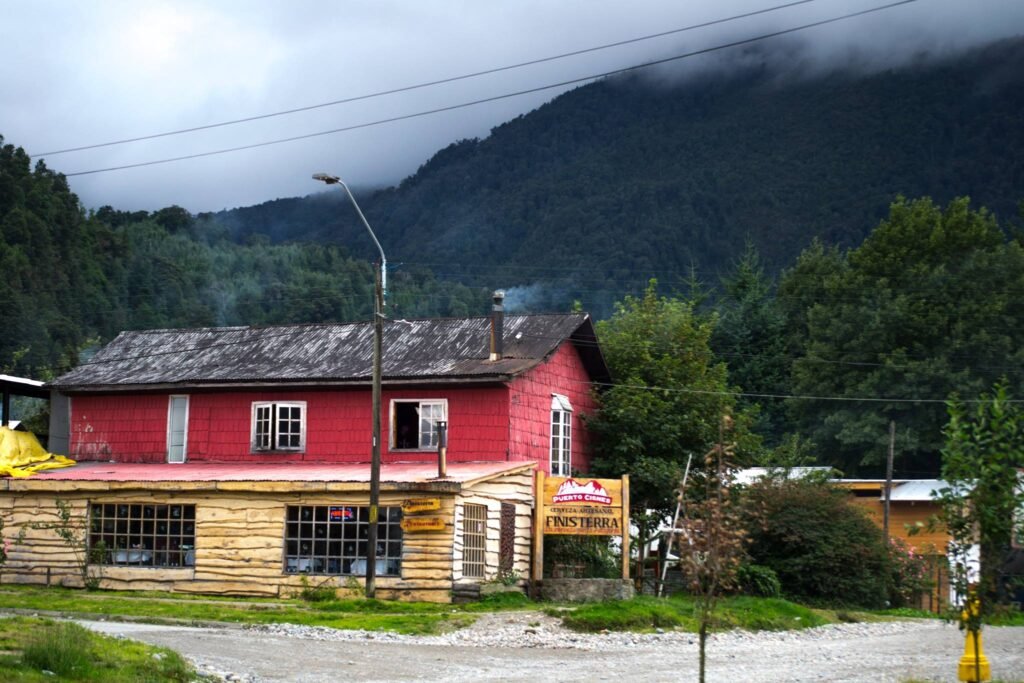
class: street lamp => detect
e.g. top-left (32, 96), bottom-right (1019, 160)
top-left (313, 172), bottom-right (384, 599)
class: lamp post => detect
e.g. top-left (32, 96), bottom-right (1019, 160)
top-left (313, 172), bottom-right (384, 598)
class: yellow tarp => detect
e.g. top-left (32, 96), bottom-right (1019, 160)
top-left (0, 426), bottom-right (75, 478)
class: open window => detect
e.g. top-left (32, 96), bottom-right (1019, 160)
top-left (252, 401), bottom-right (306, 452)
top-left (391, 399), bottom-right (447, 450)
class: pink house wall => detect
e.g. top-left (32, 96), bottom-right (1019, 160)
top-left (508, 342), bottom-right (596, 474)
top-left (67, 340), bottom-right (596, 471)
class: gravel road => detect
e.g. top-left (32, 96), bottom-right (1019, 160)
top-left (79, 612), bottom-right (1024, 683)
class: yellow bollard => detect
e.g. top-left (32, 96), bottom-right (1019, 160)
top-left (957, 596), bottom-right (991, 683)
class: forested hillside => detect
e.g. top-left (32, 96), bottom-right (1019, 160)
top-left (0, 137), bottom-right (484, 377)
top-left (214, 38), bottom-right (1024, 314)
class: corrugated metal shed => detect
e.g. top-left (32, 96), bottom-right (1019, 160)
top-left (50, 314), bottom-right (608, 391)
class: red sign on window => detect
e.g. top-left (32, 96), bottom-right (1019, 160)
top-left (329, 506), bottom-right (353, 521)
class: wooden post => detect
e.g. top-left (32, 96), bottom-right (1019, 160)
top-left (366, 263), bottom-right (383, 599)
top-left (436, 420), bottom-right (447, 478)
top-left (621, 474), bottom-right (630, 581)
top-left (883, 420), bottom-right (895, 542)
top-left (532, 469), bottom-right (545, 594)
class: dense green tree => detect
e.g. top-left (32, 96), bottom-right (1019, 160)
top-left (587, 281), bottom-right (759, 555)
top-left (784, 197), bottom-right (1024, 476)
top-left (711, 244), bottom-right (789, 445)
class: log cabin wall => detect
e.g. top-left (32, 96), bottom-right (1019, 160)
top-left (0, 484), bottom-right (461, 603)
top-left (451, 470), bottom-right (533, 583)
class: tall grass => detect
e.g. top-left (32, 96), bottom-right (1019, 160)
top-left (22, 620), bottom-right (93, 676)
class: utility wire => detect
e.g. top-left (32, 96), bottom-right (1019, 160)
top-left (35, 0), bottom-right (818, 157)
top-left (62, 0), bottom-right (918, 177)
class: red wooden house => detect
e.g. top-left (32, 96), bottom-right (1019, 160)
top-left (2, 298), bottom-right (609, 601)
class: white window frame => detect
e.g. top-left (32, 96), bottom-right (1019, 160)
top-left (390, 399), bottom-right (448, 451)
top-left (166, 395), bottom-right (189, 464)
top-left (550, 394), bottom-right (573, 476)
top-left (251, 401), bottom-right (307, 452)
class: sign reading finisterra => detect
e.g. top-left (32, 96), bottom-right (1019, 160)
top-left (543, 477), bottom-right (624, 535)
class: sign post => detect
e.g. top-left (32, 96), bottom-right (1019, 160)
top-left (532, 472), bottom-right (631, 583)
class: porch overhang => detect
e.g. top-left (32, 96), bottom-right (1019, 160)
top-left (1, 460), bottom-right (536, 494)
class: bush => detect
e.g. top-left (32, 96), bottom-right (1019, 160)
top-left (888, 538), bottom-right (934, 608)
top-left (736, 564), bottom-right (782, 598)
top-left (741, 479), bottom-right (890, 608)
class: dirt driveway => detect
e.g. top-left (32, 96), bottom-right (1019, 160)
top-left (80, 613), bottom-right (1024, 683)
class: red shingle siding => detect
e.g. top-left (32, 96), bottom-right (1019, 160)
top-left (508, 341), bottom-right (596, 474)
top-left (70, 394), bottom-right (169, 462)
top-left (68, 387), bottom-right (513, 464)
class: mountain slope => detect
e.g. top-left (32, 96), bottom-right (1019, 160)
top-left (215, 38), bottom-right (1024, 313)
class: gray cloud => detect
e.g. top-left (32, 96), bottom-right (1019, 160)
top-left (2, 0), bottom-right (1021, 213)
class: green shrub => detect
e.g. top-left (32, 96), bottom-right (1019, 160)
top-left (888, 537), bottom-right (934, 608)
top-left (543, 536), bottom-right (619, 578)
top-left (736, 564), bottom-right (782, 598)
top-left (22, 620), bottom-right (93, 676)
top-left (297, 575), bottom-right (337, 602)
top-left (741, 478), bottom-right (890, 608)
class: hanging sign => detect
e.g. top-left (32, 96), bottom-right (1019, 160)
top-left (402, 497), bottom-right (441, 513)
top-left (400, 516), bottom-right (446, 532)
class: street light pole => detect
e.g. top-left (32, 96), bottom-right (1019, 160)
top-left (313, 172), bottom-right (384, 599)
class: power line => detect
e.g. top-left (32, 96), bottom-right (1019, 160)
top-left (62, 0), bottom-right (918, 177)
top-left (34, 0), bottom-right (818, 157)
top-left (584, 379), bottom-right (1024, 405)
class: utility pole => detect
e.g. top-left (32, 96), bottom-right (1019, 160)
top-left (311, 173), bottom-right (386, 599)
top-left (883, 420), bottom-right (895, 541)
top-left (366, 263), bottom-right (383, 598)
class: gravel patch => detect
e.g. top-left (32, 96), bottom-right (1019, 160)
top-left (249, 611), bottom-right (947, 651)
top-left (80, 612), bottom-right (1024, 682)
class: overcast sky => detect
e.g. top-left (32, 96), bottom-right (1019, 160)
top-left (2, 0), bottom-right (1022, 213)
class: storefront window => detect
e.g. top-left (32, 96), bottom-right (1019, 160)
top-left (89, 503), bottom-right (196, 568)
top-left (284, 505), bottom-right (403, 576)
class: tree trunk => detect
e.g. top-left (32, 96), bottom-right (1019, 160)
top-left (698, 621), bottom-right (707, 683)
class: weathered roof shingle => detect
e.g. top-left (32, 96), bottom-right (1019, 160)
top-left (50, 314), bottom-right (607, 391)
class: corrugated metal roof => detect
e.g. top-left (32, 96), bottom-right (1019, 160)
top-left (1, 374), bottom-right (49, 400)
top-left (22, 460), bottom-right (533, 485)
top-left (889, 479), bottom-right (948, 501)
top-left (50, 314), bottom-right (607, 390)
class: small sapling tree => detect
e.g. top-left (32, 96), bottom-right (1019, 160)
top-left (30, 499), bottom-right (106, 590)
top-left (679, 415), bottom-right (746, 683)
top-left (937, 382), bottom-right (1024, 680)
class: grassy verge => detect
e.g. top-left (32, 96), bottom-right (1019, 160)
top-left (5, 584), bottom-right (1000, 636)
top-left (0, 616), bottom-right (212, 682)
top-left (547, 595), bottom-right (831, 633)
top-left (0, 585), bottom-right (539, 635)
